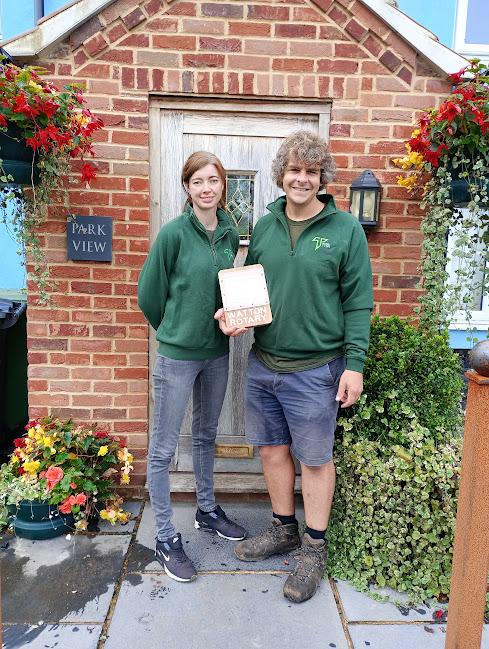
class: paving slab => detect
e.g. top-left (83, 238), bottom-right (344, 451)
top-left (1, 533), bottom-right (130, 623)
top-left (349, 624), bottom-right (448, 648)
top-left (105, 572), bottom-right (347, 649)
top-left (3, 623), bottom-right (102, 649)
top-left (127, 501), bottom-right (304, 573)
top-left (336, 579), bottom-right (443, 622)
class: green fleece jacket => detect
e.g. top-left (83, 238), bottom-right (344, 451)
top-left (246, 194), bottom-right (373, 373)
top-left (138, 204), bottom-right (239, 360)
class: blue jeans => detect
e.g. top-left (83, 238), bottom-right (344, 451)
top-left (148, 353), bottom-right (229, 541)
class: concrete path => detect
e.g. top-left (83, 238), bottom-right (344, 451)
top-left (2, 500), bottom-right (488, 649)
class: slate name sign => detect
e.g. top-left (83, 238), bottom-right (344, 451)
top-left (67, 215), bottom-right (112, 262)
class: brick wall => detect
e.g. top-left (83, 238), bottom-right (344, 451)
top-left (27, 0), bottom-right (452, 489)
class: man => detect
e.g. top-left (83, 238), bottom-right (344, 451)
top-left (217, 130), bottom-right (373, 603)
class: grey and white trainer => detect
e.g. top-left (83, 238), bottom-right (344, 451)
top-left (155, 533), bottom-right (197, 582)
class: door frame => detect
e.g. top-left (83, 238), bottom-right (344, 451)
top-left (147, 96), bottom-right (332, 491)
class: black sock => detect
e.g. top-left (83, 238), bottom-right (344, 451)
top-left (273, 512), bottom-right (297, 526)
top-left (305, 526), bottom-right (326, 540)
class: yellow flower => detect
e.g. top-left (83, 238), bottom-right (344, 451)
top-left (28, 80), bottom-right (44, 93)
top-left (411, 128), bottom-right (420, 137)
top-left (120, 473), bottom-right (130, 485)
top-left (23, 460), bottom-right (41, 474)
top-left (97, 446), bottom-right (109, 457)
top-left (397, 174), bottom-right (418, 189)
top-left (408, 151), bottom-right (424, 167)
top-left (27, 428), bottom-right (36, 438)
top-left (42, 436), bottom-right (53, 448)
top-left (75, 519), bottom-right (88, 531)
top-left (10, 455), bottom-right (19, 464)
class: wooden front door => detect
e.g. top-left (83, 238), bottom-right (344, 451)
top-left (149, 98), bottom-right (329, 487)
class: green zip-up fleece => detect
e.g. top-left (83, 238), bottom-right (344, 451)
top-left (246, 194), bottom-right (373, 373)
top-left (138, 204), bottom-right (239, 360)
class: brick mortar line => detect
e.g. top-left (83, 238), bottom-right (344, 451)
top-left (330, 577), bottom-right (355, 649)
top-left (96, 501), bottom-right (146, 649)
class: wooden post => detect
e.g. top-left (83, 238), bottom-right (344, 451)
top-left (445, 369), bottom-right (489, 649)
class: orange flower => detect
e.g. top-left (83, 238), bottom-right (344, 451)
top-left (46, 466), bottom-right (63, 491)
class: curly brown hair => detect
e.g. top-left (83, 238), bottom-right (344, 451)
top-left (271, 130), bottom-right (336, 189)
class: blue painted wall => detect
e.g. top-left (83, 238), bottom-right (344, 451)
top-left (397, 0), bottom-right (457, 47)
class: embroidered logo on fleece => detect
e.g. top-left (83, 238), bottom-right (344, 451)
top-left (223, 248), bottom-right (234, 261)
top-left (312, 237), bottom-right (330, 251)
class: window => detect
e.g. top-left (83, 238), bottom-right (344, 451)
top-left (446, 208), bottom-right (489, 331)
top-left (454, 0), bottom-right (489, 57)
top-left (225, 173), bottom-right (255, 242)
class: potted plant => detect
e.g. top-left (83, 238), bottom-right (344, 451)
top-left (393, 59), bottom-right (489, 329)
top-left (0, 416), bottom-right (134, 539)
top-left (0, 57), bottom-right (103, 302)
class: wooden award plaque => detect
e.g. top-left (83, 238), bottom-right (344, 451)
top-left (218, 264), bottom-right (272, 328)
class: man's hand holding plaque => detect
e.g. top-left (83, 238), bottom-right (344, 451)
top-left (215, 264), bottom-right (272, 337)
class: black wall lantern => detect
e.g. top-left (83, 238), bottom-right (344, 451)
top-left (349, 170), bottom-right (381, 227)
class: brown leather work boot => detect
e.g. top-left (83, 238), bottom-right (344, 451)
top-left (283, 533), bottom-right (327, 603)
top-left (234, 518), bottom-right (300, 561)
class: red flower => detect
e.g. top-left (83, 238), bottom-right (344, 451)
top-left (450, 66), bottom-right (469, 83)
top-left (12, 93), bottom-right (40, 118)
top-left (25, 420), bottom-right (38, 430)
top-left (46, 466), bottom-right (64, 491)
top-left (95, 430), bottom-right (109, 439)
top-left (0, 114), bottom-right (7, 128)
top-left (59, 495), bottom-right (76, 514)
top-left (437, 101), bottom-right (462, 123)
top-left (70, 482), bottom-right (77, 489)
top-left (74, 493), bottom-right (87, 506)
top-left (81, 162), bottom-right (97, 184)
top-left (13, 438), bottom-right (26, 448)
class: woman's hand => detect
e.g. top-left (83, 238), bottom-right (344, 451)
top-left (214, 308), bottom-right (250, 337)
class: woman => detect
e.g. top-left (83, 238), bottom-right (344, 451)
top-left (138, 151), bottom-right (246, 583)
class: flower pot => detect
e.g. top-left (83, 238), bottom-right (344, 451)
top-left (0, 127), bottom-right (40, 186)
top-left (450, 166), bottom-right (489, 207)
top-left (12, 500), bottom-right (74, 540)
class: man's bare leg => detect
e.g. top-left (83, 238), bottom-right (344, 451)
top-left (301, 460), bottom-right (335, 530)
top-left (259, 444), bottom-right (296, 515)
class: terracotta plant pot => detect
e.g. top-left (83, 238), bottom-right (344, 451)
top-left (12, 500), bottom-right (74, 540)
top-left (0, 126), bottom-right (40, 186)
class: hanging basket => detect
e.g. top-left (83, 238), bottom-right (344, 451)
top-left (450, 165), bottom-right (489, 207)
top-left (11, 500), bottom-right (74, 540)
top-left (0, 127), bottom-right (40, 186)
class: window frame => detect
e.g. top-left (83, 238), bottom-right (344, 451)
top-left (454, 0), bottom-right (489, 57)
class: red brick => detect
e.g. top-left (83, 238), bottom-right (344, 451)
top-left (183, 53), bottom-right (225, 68)
top-left (93, 354), bottom-right (128, 366)
top-left (379, 303), bottom-right (414, 316)
top-left (182, 19), bottom-right (224, 34)
top-left (200, 37), bottom-right (241, 52)
top-left (398, 67), bottom-right (413, 85)
top-left (248, 5), bottom-right (289, 20)
top-left (381, 275), bottom-right (419, 288)
top-left (94, 381), bottom-right (129, 393)
top-left (197, 71), bottom-right (210, 93)
top-left (152, 69), bottom-right (164, 90)
top-left (72, 368), bottom-right (112, 380)
top-left (93, 408), bottom-right (128, 419)
top-left (229, 22), bottom-right (270, 36)
top-left (29, 366), bottom-right (69, 379)
top-left (275, 24), bottom-right (316, 38)
top-left (426, 79), bottom-right (451, 93)
top-left (363, 34), bottom-right (382, 57)
top-left (228, 55), bottom-right (269, 71)
top-left (93, 296), bottom-right (128, 309)
top-left (71, 339), bottom-right (112, 352)
top-left (50, 265), bottom-right (90, 279)
top-left (99, 50), bottom-right (134, 63)
top-left (50, 324), bottom-right (89, 337)
top-left (243, 72), bottom-right (253, 94)
top-left (107, 23), bottom-right (127, 43)
top-left (121, 34), bottom-right (150, 48)
top-left (28, 352), bottom-right (48, 364)
top-left (72, 311), bottom-right (114, 323)
top-left (275, 57), bottom-right (315, 72)
top-left (166, 1), bottom-right (196, 15)
top-left (112, 98), bottom-right (148, 113)
top-left (153, 35), bottom-right (196, 50)
top-left (63, 353), bottom-right (91, 365)
top-left (115, 368), bottom-right (148, 379)
top-left (400, 289), bottom-right (423, 303)
top-left (335, 43), bottom-right (365, 58)
top-left (121, 67), bottom-right (135, 89)
top-left (379, 50), bottom-right (402, 72)
top-left (29, 338), bottom-right (68, 351)
top-left (92, 323), bottom-right (128, 339)
top-left (212, 71), bottom-right (225, 93)
top-left (403, 231), bottom-right (424, 245)
top-left (327, 6), bottom-right (348, 26)
top-left (53, 408), bottom-right (91, 420)
top-left (75, 63), bottom-right (111, 79)
top-left (371, 109), bottom-right (413, 122)
top-left (122, 7), bottom-right (145, 29)
top-left (115, 340), bottom-right (148, 352)
top-left (317, 59), bottom-right (358, 73)
top-left (330, 140), bottom-right (366, 153)
top-left (71, 281), bottom-right (112, 295)
top-left (84, 33), bottom-right (108, 57)
top-left (202, 3), bottom-right (243, 17)
top-left (329, 123), bottom-right (350, 137)
top-left (146, 17), bottom-right (178, 31)
top-left (182, 70), bottom-right (193, 92)
top-left (144, 0), bottom-right (163, 16)
top-left (30, 393), bottom-right (69, 406)
top-left (73, 395), bottom-right (113, 407)
top-left (345, 19), bottom-right (368, 41)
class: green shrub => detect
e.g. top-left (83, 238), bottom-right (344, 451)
top-left (329, 316), bottom-right (465, 603)
top-left (338, 315), bottom-right (464, 445)
top-left (328, 424), bottom-right (461, 601)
